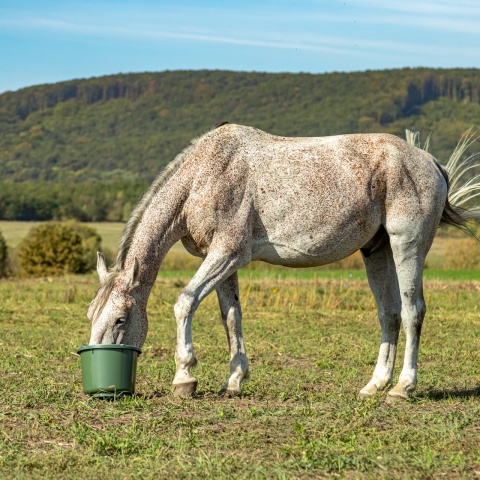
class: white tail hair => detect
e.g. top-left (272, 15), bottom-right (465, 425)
top-left (406, 128), bottom-right (480, 227)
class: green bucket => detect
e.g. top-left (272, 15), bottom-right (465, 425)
top-left (77, 344), bottom-right (142, 398)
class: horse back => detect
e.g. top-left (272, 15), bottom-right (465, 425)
top-left (181, 125), bottom-right (446, 263)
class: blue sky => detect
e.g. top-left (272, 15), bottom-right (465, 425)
top-left (1, 0), bottom-right (479, 94)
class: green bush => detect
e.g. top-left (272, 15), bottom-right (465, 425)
top-left (0, 228), bottom-right (8, 277)
top-left (67, 222), bottom-right (102, 272)
top-left (18, 222), bottom-right (100, 276)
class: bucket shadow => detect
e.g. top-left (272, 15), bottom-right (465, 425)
top-left (132, 390), bottom-right (170, 399)
top-left (87, 391), bottom-right (170, 401)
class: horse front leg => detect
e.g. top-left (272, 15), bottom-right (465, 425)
top-left (216, 272), bottom-right (249, 395)
top-left (172, 249), bottom-right (246, 397)
top-left (172, 292), bottom-right (199, 397)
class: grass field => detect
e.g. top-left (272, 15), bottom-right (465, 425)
top-left (1, 221), bottom-right (479, 272)
top-left (0, 221), bottom-right (125, 250)
top-left (1, 270), bottom-right (479, 478)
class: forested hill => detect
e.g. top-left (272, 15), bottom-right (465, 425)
top-left (1, 68), bottom-right (479, 221)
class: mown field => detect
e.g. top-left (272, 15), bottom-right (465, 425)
top-left (1, 220), bottom-right (479, 271)
top-left (1, 267), bottom-right (479, 478)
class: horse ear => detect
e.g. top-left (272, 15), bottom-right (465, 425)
top-left (97, 252), bottom-right (108, 284)
top-left (126, 257), bottom-right (140, 289)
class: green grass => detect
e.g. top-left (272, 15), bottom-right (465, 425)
top-left (1, 271), bottom-right (479, 478)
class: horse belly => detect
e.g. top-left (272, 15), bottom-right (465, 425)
top-left (251, 186), bottom-right (382, 267)
top-left (251, 224), bottom-right (376, 267)
top-left (251, 242), bottom-right (356, 267)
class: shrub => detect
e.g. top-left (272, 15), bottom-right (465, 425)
top-left (18, 223), bottom-right (91, 276)
top-left (67, 222), bottom-right (102, 272)
top-left (0, 228), bottom-right (8, 277)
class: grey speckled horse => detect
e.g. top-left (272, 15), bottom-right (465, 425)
top-left (88, 123), bottom-right (479, 400)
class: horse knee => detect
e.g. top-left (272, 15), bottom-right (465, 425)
top-left (174, 291), bottom-right (196, 320)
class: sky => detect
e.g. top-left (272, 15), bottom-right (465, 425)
top-left (1, 0), bottom-right (479, 94)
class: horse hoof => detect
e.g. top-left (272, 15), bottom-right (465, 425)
top-left (218, 385), bottom-right (242, 397)
top-left (359, 383), bottom-right (378, 399)
top-left (173, 381), bottom-right (198, 397)
top-left (359, 390), bottom-right (373, 399)
top-left (226, 387), bottom-right (242, 397)
top-left (386, 385), bottom-right (410, 403)
top-left (386, 393), bottom-right (407, 403)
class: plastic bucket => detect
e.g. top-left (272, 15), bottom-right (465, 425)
top-left (77, 344), bottom-right (142, 398)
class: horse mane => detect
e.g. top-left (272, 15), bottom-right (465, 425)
top-left (113, 142), bottom-right (195, 272)
top-left (90, 133), bottom-right (204, 316)
top-left (91, 123), bottom-right (229, 315)
top-left (114, 122), bottom-right (230, 273)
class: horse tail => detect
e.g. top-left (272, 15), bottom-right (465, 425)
top-left (434, 160), bottom-right (477, 235)
top-left (406, 129), bottom-right (480, 240)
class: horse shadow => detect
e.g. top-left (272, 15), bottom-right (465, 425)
top-left (417, 386), bottom-right (480, 400)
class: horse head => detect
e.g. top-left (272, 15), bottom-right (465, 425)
top-left (88, 252), bottom-right (148, 347)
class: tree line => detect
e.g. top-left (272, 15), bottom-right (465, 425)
top-left (1, 68), bottom-right (479, 221)
top-left (0, 182), bottom-right (147, 222)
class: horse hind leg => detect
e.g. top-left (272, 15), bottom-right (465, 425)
top-left (386, 239), bottom-right (426, 399)
top-left (216, 272), bottom-right (249, 396)
top-left (386, 216), bottom-right (438, 400)
top-left (360, 239), bottom-right (402, 398)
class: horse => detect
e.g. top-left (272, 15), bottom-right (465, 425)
top-left (87, 123), bottom-right (479, 400)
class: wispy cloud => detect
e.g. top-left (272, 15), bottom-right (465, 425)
top-left (0, 0), bottom-right (478, 93)
top-left (3, 0), bottom-right (480, 46)
top-left (343, 0), bottom-right (480, 34)
top-left (346, 0), bottom-right (480, 17)
top-left (8, 14), bottom-right (478, 61)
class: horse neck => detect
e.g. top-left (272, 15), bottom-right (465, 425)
top-left (123, 181), bottom-right (187, 291)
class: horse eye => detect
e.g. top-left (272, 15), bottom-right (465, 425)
top-left (115, 317), bottom-right (127, 326)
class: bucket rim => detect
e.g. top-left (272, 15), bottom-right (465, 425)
top-left (77, 344), bottom-right (142, 355)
